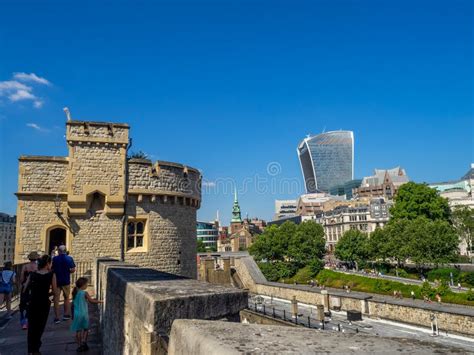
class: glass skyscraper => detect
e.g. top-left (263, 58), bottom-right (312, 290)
top-left (297, 131), bottom-right (354, 193)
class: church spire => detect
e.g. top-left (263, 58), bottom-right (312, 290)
top-left (231, 188), bottom-right (242, 223)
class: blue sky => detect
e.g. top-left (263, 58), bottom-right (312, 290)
top-left (0, 0), bottom-right (472, 225)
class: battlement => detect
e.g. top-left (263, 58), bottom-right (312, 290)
top-left (66, 120), bottom-right (129, 145)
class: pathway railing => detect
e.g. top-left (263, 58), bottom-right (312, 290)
top-left (0, 261), bottom-right (93, 310)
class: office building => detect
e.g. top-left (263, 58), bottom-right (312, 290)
top-left (297, 131), bottom-right (354, 193)
top-left (0, 213), bottom-right (16, 264)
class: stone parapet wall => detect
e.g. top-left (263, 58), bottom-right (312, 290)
top-left (18, 158), bottom-right (68, 193)
top-left (128, 160), bottom-right (201, 200)
top-left (95, 259), bottom-right (248, 355)
top-left (167, 320), bottom-right (465, 355)
top-left (233, 256), bottom-right (474, 336)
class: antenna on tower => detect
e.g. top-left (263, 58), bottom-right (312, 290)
top-left (63, 107), bottom-right (72, 121)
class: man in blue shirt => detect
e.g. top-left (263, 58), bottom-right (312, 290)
top-left (52, 245), bottom-right (76, 324)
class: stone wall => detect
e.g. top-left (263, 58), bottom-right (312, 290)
top-left (167, 320), bottom-right (465, 355)
top-left (125, 196), bottom-right (197, 277)
top-left (95, 259), bottom-right (248, 355)
top-left (128, 160), bottom-right (200, 200)
top-left (18, 157), bottom-right (68, 193)
top-left (233, 256), bottom-right (474, 336)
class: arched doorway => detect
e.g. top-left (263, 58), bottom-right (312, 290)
top-left (48, 227), bottom-right (66, 255)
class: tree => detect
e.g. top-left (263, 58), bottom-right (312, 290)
top-left (335, 230), bottom-right (369, 269)
top-left (289, 221), bottom-right (326, 266)
top-left (128, 150), bottom-right (148, 159)
top-left (197, 239), bottom-right (206, 253)
top-left (390, 182), bottom-right (450, 221)
top-left (367, 227), bottom-right (388, 261)
top-left (451, 206), bottom-right (474, 256)
top-left (383, 219), bottom-right (412, 267)
top-left (249, 221), bottom-right (326, 280)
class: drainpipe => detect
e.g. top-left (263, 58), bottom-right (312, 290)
top-left (120, 138), bottom-right (132, 261)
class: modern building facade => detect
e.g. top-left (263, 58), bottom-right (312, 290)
top-left (0, 213), bottom-right (16, 264)
top-left (274, 199), bottom-right (297, 220)
top-left (429, 164), bottom-right (474, 208)
top-left (297, 131), bottom-right (354, 193)
top-left (354, 167), bottom-right (409, 200)
top-left (329, 179), bottom-right (362, 200)
top-left (196, 221), bottom-right (219, 250)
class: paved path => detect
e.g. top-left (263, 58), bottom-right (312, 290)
top-left (0, 301), bottom-right (100, 354)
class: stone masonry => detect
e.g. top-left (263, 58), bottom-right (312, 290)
top-left (15, 119), bottom-right (201, 278)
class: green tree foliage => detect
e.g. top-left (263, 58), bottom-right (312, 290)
top-left (250, 221), bottom-right (326, 281)
top-left (334, 229), bottom-right (369, 268)
top-left (368, 227), bottom-right (390, 261)
top-left (197, 239), bottom-right (206, 253)
top-left (390, 182), bottom-right (450, 221)
top-left (407, 218), bottom-right (459, 267)
top-left (128, 150), bottom-right (149, 159)
top-left (451, 205), bottom-right (474, 256)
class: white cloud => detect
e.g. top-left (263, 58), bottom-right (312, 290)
top-left (0, 72), bottom-right (51, 109)
top-left (33, 100), bottom-right (44, 108)
top-left (0, 80), bottom-right (31, 93)
top-left (9, 89), bottom-right (37, 102)
top-left (13, 72), bottom-right (51, 86)
top-left (26, 123), bottom-right (49, 132)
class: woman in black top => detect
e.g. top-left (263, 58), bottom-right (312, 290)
top-left (24, 255), bottom-right (58, 355)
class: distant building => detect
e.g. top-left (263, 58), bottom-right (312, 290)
top-left (429, 164), bottom-right (474, 208)
top-left (329, 179), bottom-right (362, 200)
top-left (296, 193), bottom-right (345, 219)
top-left (354, 167), bottom-right (409, 200)
top-left (297, 131), bottom-right (354, 193)
top-left (311, 199), bottom-right (391, 252)
top-left (196, 221), bottom-right (219, 250)
top-left (0, 213), bottom-right (16, 264)
top-left (274, 199), bottom-right (297, 220)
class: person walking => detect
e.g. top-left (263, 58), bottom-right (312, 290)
top-left (71, 277), bottom-right (103, 352)
top-left (52, 245), bottom-right (76, 324)
top-left (24, 255), bottom-right (57, 355)
top-left (0, 261), bottom-right (16, 319)
top-left (410, 290), bottom-right (415, 300)
top-left (19, 251), bottom-right (39, 329)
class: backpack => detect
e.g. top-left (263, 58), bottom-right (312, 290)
top-left (0, 271), bottom-right (14, 294)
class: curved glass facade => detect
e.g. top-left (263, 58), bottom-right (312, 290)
top-left (297, 131), bottom-right (354, 193)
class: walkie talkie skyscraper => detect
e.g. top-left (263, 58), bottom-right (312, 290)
top-left (297, 131), bottom-right (354, 193)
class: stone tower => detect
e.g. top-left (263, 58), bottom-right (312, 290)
top-left (15, 118), bottom-right (201, 278)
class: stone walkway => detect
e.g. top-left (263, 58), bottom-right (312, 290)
top-left (0, 301), bottom-right (101, 354)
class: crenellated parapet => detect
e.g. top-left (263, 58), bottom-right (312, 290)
top-left (128, 159), bottom-right (201, 208)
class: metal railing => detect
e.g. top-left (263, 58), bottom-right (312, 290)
top-left (0, 261), bottom-right (93, 310)
top-left (247, 298), bottom-right (367, 335)
top-left (71, 261), bottom-right (93, 285)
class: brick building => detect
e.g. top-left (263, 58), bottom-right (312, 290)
top-left (0, 213), bottom-right (16, 264)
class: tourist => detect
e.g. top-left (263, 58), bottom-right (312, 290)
top-left (52, 245), bottom-right (76, 324)
top-left (71, 277), bottom-right (103, 352)
top-left (0, 261), bottom-right (16, 319)
top-left (457, 282), bottom-right (462, 291)
top-left (410, 290), bottom-right (415, 300)
top-left (19, 251), bottom-right (40, 329)
top-left (24, 255), bottom-right (57, 355)
top-left (435, 293), bottom-right (442, 304)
